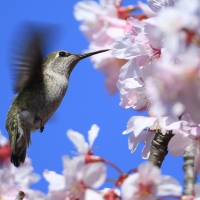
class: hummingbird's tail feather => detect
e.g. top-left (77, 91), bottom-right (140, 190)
top-left (7, 113), bottom-right (31, 167)
top-left (11, 147), bottom-right (26, 167)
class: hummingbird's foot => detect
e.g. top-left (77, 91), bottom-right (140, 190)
top-left (34, 116), bottom-right (42, 124)
top-left (39, 126), bottom-right (44, 133)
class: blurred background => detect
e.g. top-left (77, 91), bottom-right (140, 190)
top-left (0, 0), bottom-right (187, 193)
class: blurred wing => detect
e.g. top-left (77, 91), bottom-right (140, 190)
top-left (12, 28), bottom-right (44, 93)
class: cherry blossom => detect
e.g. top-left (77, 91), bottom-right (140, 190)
top-left (0, 156), bottom-right (45, 200)
top-left (194, 184), bottom-right (200, 200)
top-left (88, 43), bottom-right (126, 94)
top-left (121, 162), bottom-right (182, 200)
top-left (74, 0), bottom-right (136, 94)
top-left (63, 156), bottom-right (106, 200)
top-left (138, 0), bottom-right (176, 19)
top-left (45, 125), bottom-right (107, 200)
top-left (0, 131), bottom-right (44, 199)
top-left (141, 0), bottom-right (200, 123)
top-left (111, 16), bottom-right (162, 110)
top-left (153, 0), bottom-right (200, 58)
top-left (43, 170), bottom-right (66, 200)
top-left (101, 188), bottom-right (121, 200)
top-left (123, 115), bottom-right (182, 157)
top-left (123, 115), bottom-right (182, 138)
top-left (117, 61), bottom-right (155, 110)
top-left (145, 54), bottom-right (200, 123)
top-left (74, 0), bottom-right (131, 44)
top-left (67, 124), bottom-right (100, 155)
top-left (168, 113), bottom-right (200, 173)
top-left (44, 155), bottom-right (106, 200)
top-left (128, 129), bottom-right (155, 159)
top-left (111, 17), bottom-right (162, 66)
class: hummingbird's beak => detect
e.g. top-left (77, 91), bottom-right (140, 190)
top-left (78, 49), bottom-right (110, 59)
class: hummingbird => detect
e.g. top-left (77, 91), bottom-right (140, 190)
top-left (6, 30), bottom-right (109, 167)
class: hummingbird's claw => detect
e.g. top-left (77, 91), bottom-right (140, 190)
top-left (34, 116), bottom-right (42, 124)
top-left (39, 126), bottom-right (44, 133)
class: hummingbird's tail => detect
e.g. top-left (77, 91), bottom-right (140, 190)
top-left (6, 112), bottom-right (31, 167)
top-left (11, 146), bottom-right (26, 167)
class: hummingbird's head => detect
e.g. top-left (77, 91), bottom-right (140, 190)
top-left (43, 49), bottom-right (110, 78)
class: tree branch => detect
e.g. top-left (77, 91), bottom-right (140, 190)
top-left (183, 146), bottom-right (196, 196)
top-left (148, 131), bottom-right (174, 168)
top-left (15, 191), bottom-right (25, 200)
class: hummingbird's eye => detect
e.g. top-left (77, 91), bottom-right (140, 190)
top-left (59, 51), bottom-right (68, 57)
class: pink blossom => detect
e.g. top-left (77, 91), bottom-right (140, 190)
top-left (74, 0), bottom-right (134, 94)
top-left (101, 188), bottom-right (120, 200)
top-left (67, 124), bottom-right (100, 155)
top-left (128, 130), bottom-right (155, 159)
top-left (123, 115), bottom-right (181, 158)
top-left (45, 125), bottom-right (106, 200)
top-left (0, 133), bottom-right (44, 199)
top-left (44, 156), bottom-right (106, 200)
top-left (116, 59), bottom-right (157, 111)
top-left (116, 60), bottom-right (155, 110)
top-left (145, 54), bottom-right (200, 123)
top-left (168, 114), bottom-right (200, 173)
top-left (43, 170), bottom-right (66, 200)
top-left (0, 187), bottom-right (22, 200)
top-left (0, 156), bottom-right (45, 200)
top-left (123, 114), bottom-right (181, 136)
top-left (89, 43), bottom-right (126, 94)
top-left (111, 17), bottom-right (161, 67)
top-left (138, 1), bottom-right (156, 18)
top-left (140, 0), bottom-right (200, 123)
top-left (64, 156), bottom-right (106, 200)
top-left (194, 184), bottom-right (200, 200)
top-left (152, 0), bottom-right (199, 62)
top-left (121, 162), bottom-right (182, 200)
top-left (74, 0), bottom-right (131, 44)
top-left (147, 0), bottom-right (175, 14)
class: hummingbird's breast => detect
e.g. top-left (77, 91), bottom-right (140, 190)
top-left (19, 72), bottom-right (68, 132)
top-left (38, 72), bottom-right (68, 124)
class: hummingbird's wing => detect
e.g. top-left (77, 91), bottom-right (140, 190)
top-left (12, 32), bottom-right (44, 93)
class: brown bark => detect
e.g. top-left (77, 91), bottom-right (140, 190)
top-left (148, 131), bottom-right (174, 168)
top-left (15, 191), bottom-right (25, 200)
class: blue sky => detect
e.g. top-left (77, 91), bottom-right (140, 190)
top-left (0, 0), bottom-right (190, 194)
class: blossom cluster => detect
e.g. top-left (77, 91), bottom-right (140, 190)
top-left (75, 0), bottom-right (200, 173)
top-left (0, 132), bottom-right (45, 200)
top-left (0, 127), bottom-right (187, 200)
top-left (74, 0), bottom-right (134, 94)
top-left (112, 0), bottom-right (200, 173)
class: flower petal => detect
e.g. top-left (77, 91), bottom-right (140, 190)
top-left (194, 149), bottom-right (200, 174)
top-left (85, 189), bottom-right (104, 200)
top-left (123, 116), bottom-right (157, 136)
top-left (88, 124), bottom-right (100, 148)
top-left (82, 163), bottom-right (106, 188)
top-left (67, 129), bottom-right (88, 154)
top-left (141, 131), bottom-right (155, 159)
top-left (157, 175), bottom-right (182, 196)
top-left (43, 170), bottom-right (65, 191)
top-left (168, 133), bottom-right (192, 156)
top-left (121, 173), bottom-right (140, 200)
